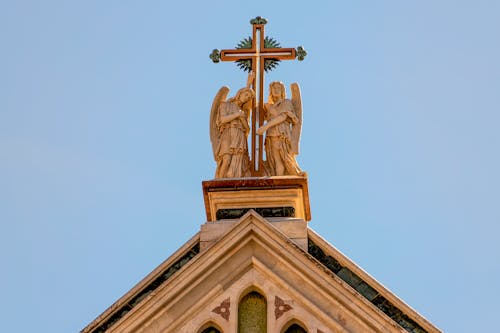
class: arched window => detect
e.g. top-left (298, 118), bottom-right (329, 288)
top-left (200, 327), bottom-right (221, 333)
top-left (238, 291), bottom-right (267, 333)
top-left (284, 323), bottom-right (307, 333)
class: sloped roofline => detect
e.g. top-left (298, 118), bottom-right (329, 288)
top-left (81, 233), bottom-right (200, 333)
top-left (307, 229), bottom-right (441, 333)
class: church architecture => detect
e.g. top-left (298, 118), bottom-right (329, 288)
top-left (82, 17), bottom-right (441, 333)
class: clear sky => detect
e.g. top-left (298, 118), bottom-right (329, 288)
top-left (1, 1), bottom-right (499, 332)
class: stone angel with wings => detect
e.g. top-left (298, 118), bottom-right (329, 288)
top-left (210, 72), bottom-right (255, 178)
top-left (257, 81), bottom-right (304, 176)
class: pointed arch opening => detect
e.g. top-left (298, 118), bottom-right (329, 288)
top-left (238, 291), bottom-right (267, 333)
top-left (200, 328), bottom-right (222, 333)
top-left (198, 321), bottom-right (223, 333)
top-left (283, 323), bottom-right (307, 333)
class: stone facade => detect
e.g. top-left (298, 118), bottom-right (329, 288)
top-left (82, 205), bottom-right (441, 333)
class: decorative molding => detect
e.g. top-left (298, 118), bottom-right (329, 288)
top-left (274, 296), bottom-right (293, 319)
top-left (212, 298), bottom-right (230, 321)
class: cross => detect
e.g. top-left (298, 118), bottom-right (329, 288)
top-left (210, 16), bottom-right (306, 176)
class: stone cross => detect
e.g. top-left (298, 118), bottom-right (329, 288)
top-left (211, 16), bottom-right (306, 175)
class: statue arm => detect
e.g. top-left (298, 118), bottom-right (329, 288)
top-left (286, 112), bottom-right (298, 124)
top-left (218, 103), bottom-right (245, 124)
top-left (246, 70), bottom-right (255, 88)
top-left (257, 100), bottom-right (297, 135)
top-left (256, 113), bottom-right (287, 135)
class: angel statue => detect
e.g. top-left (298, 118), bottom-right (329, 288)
top-left (210, 72), bottom-right (255, 178)
top-left (257, 81), bottom-right (304, 176)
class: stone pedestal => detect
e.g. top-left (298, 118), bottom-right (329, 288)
top-left (202, 176), bottom-right (311, 222)
top-left (200, 176), bottom-right (311, 251)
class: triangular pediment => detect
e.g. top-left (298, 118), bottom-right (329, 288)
top-left (83, 211), bottom-right (440, 333)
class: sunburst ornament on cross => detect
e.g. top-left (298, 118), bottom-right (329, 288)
top-left (210, 16), bottom-right (307, 176)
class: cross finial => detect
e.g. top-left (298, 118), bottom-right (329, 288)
top-left (250, 16), bottom-right (267, 25)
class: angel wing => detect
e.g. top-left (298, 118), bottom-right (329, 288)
top-left (290, 82), bottom-right (302, 155)
top-left (210, 86), bottom-right (230, 161)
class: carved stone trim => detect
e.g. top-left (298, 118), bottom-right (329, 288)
top-left (212, 298), bottom-right (230, 321)
top-left (274, 296), bottom-right (293, 319)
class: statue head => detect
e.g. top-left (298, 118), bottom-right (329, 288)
top-left (268, 81), bottom-right (286, 103)
top-left (235, 87), bottom-right (255, 104)
top-left (230, 87), bottom-right (254, 114)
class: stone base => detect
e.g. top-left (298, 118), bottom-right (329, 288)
top-left (202, 176), bottom-right (311, 222)
top-left (200, 217), bottom-right (307, 251)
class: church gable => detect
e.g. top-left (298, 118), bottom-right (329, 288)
top-left (84, 211), bottom-right (437, 333)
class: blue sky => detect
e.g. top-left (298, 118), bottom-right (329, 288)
top-left (1, 1), bottom-right (499, 332)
